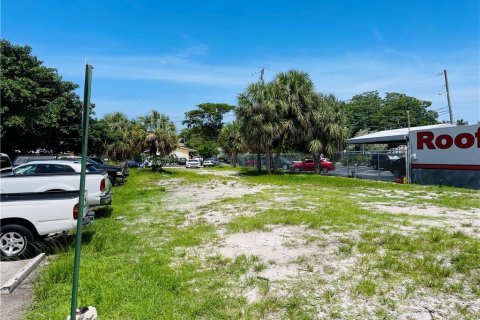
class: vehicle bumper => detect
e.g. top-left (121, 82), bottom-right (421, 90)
top-left (100, 192), bottom-right (113, 205)
top-left (114, 176), bottom-right (127, 184)
top-left (83, 211), bottom-right (95, 225)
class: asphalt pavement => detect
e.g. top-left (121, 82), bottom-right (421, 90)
top-left (0, 257), bottom-right (44, 320)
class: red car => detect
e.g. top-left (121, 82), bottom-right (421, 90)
top-left (290, 158), bottom-right (334, 174)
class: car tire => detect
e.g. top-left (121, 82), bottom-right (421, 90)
top-left (0, 225), bottom-right (35, 259)
top-left (321, 167), bottom-right (329, 174)
top-left (282, 164), bottom-right (288, 170)
top-left (372, 164), bottom-right (377, 170)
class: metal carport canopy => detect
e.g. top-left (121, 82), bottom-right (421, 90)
top-left (347, 124), bottom-right (456, 144)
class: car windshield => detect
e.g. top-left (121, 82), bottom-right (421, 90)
top-left (86, 164), bottom-right (98, 172)
top-left (87, 158), bottom-right (100, 165)
top-left (388, 155), bottom-right (400, 160)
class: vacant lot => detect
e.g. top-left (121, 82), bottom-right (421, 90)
top-left (27, 168), bottom-right (480, 319)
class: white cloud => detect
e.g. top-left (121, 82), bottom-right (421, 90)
top-left (49, 47), bottom-right (479, 122)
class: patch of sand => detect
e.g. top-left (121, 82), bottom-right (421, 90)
top-left (365, 202), bottom-right (480, 238)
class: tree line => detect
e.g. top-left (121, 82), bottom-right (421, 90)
top-left (1, 40), bottom-right (441, 171)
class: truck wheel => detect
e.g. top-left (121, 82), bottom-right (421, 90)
top-left (321, 167), bottom-right (329, 174)
top-left (0, 225), bottom-right (34, 259)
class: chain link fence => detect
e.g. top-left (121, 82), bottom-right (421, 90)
top-left (235, 149), bottom-right (408, 182)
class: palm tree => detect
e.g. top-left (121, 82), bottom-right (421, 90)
top-left (100, 112), bottom-right (144, 160)
top-left (140, 111), bottom-right (178, 170)
top-left (218, 122), bottom-right (244, 167)
top-left (271, 70), bottom-right (316, 172)
top-left (237, 82), bottom-right (281, 174)
top-left (138, 110), bottom-right (176, 133)
top-left (307, 94), bottom-right (348, 173)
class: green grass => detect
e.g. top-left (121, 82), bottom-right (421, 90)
top-left (356, 228), bottom-right (480, 293)
top-left (28, 170), bottom-right (255, 319)
top-left (27, 167), bottom-right (480, 319)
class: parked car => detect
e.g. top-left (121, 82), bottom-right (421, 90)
top-left (0, 153), bottom-right (13, 175)
top-left (12, 155), bottom-right (57, 167)
top-left (203, 159), bottom-right (214, 167)
top-left (193, 157), bottom-right (203, 165)
top-left (90, 157), bottom-right (104, 164)
top-left (12, 160), bottom-right (99, 174)
top-left (58, 156), bottom-right (127, 185)
top-left (186, 159), bottom-right (201, 168)
top-left (261, 156), bottom-right (292, 170)
top-left (390, 157), bottom-right (406, 178)
top-left (3, 160), bottom-right (112, 206)
top-left (0, 190), bottom-right (92, 259)
top-left (290, 158), bottom-right (334, 174)
top-left (125, 160), bottom-right (142, 168)
top-left (369, 154), bottom-right (400, 170)
top-left (178, 157), bottom-right (187, 165)
top-left (244, 158), bottom-right (257, 167)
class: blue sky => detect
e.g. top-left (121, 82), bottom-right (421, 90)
top-left (2, 0), bottom-right (479, 127)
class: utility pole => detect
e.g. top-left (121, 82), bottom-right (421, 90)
top-left (406, 110), bottom-right (411, 130)
top-left (443, 69), bottom-right (454, 124)
top-left (257, 67), bottom-right (265, 171)
top-left (259, 67), bottom-right (265, 84)
top-left (406, 110), bottom-right (411, 183)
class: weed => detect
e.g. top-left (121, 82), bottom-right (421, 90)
top-left (354, 279), bottom-right (377, 296)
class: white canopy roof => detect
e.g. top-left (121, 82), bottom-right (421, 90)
top-left (347, 124), bottom-right (456, 144)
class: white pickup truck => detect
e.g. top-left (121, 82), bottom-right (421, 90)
top-left (0, 161), bottom-right (112, 206)
top-left (0, 191), bottom-right (91, 259)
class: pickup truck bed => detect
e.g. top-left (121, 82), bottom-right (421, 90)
top-left (1, 191), bottom-right (91, 259)
top-left (0, 172), bottom-right (112, 206)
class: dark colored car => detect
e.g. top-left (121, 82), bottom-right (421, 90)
top-left (390, 157), bottom-right (406, 178)
top-left (58, 156), bottom-right (127, 185)
top-left (178, 157), bottom-right (187, 165)
top-left (369, 154), bottom-right (400, 170)
top-left (0, 153), bottom-right (13, 175)
top-left (266, 156), bottom-right (292, 170)
top-left (243, 156), bottom-right (292, 170)
top-left (90, 157), bottom-right (104, 164)
top-left (125, 160), bottom-right (142, 168)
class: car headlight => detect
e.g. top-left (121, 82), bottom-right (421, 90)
top-left (116, 171), bottom-right (122, 176)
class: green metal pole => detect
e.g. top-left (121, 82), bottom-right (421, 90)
top-left (70, 64), bottom-right (93, 320)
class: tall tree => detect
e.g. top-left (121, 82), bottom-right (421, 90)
top-left (344, 91), bottom-right (438, 136)
top-left (182, 103), bottom-right (235, 158)
top-left (307, 94), bottom-right (348, 172)
top-left (91, 112), bottom-right (144, 160)
top-left (0, 39), bottom-right (83, 155)
top-left (237, 82), bottom-right (280, 174)
top-left (272, 70), bottom-right (316, 172)
top-left (382, 92), bottom-right (437, 128)
top-left (344, 91), bottom-right (382, 136)
top-left (141, 111), bottom-right (177, 158)
top-left (218, 122), bottom-right (244, 167)
top-left (138, 110), bottom-right (176, 133)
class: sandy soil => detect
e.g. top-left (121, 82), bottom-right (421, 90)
top-left (161, 169), bottom-right (480, 319)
